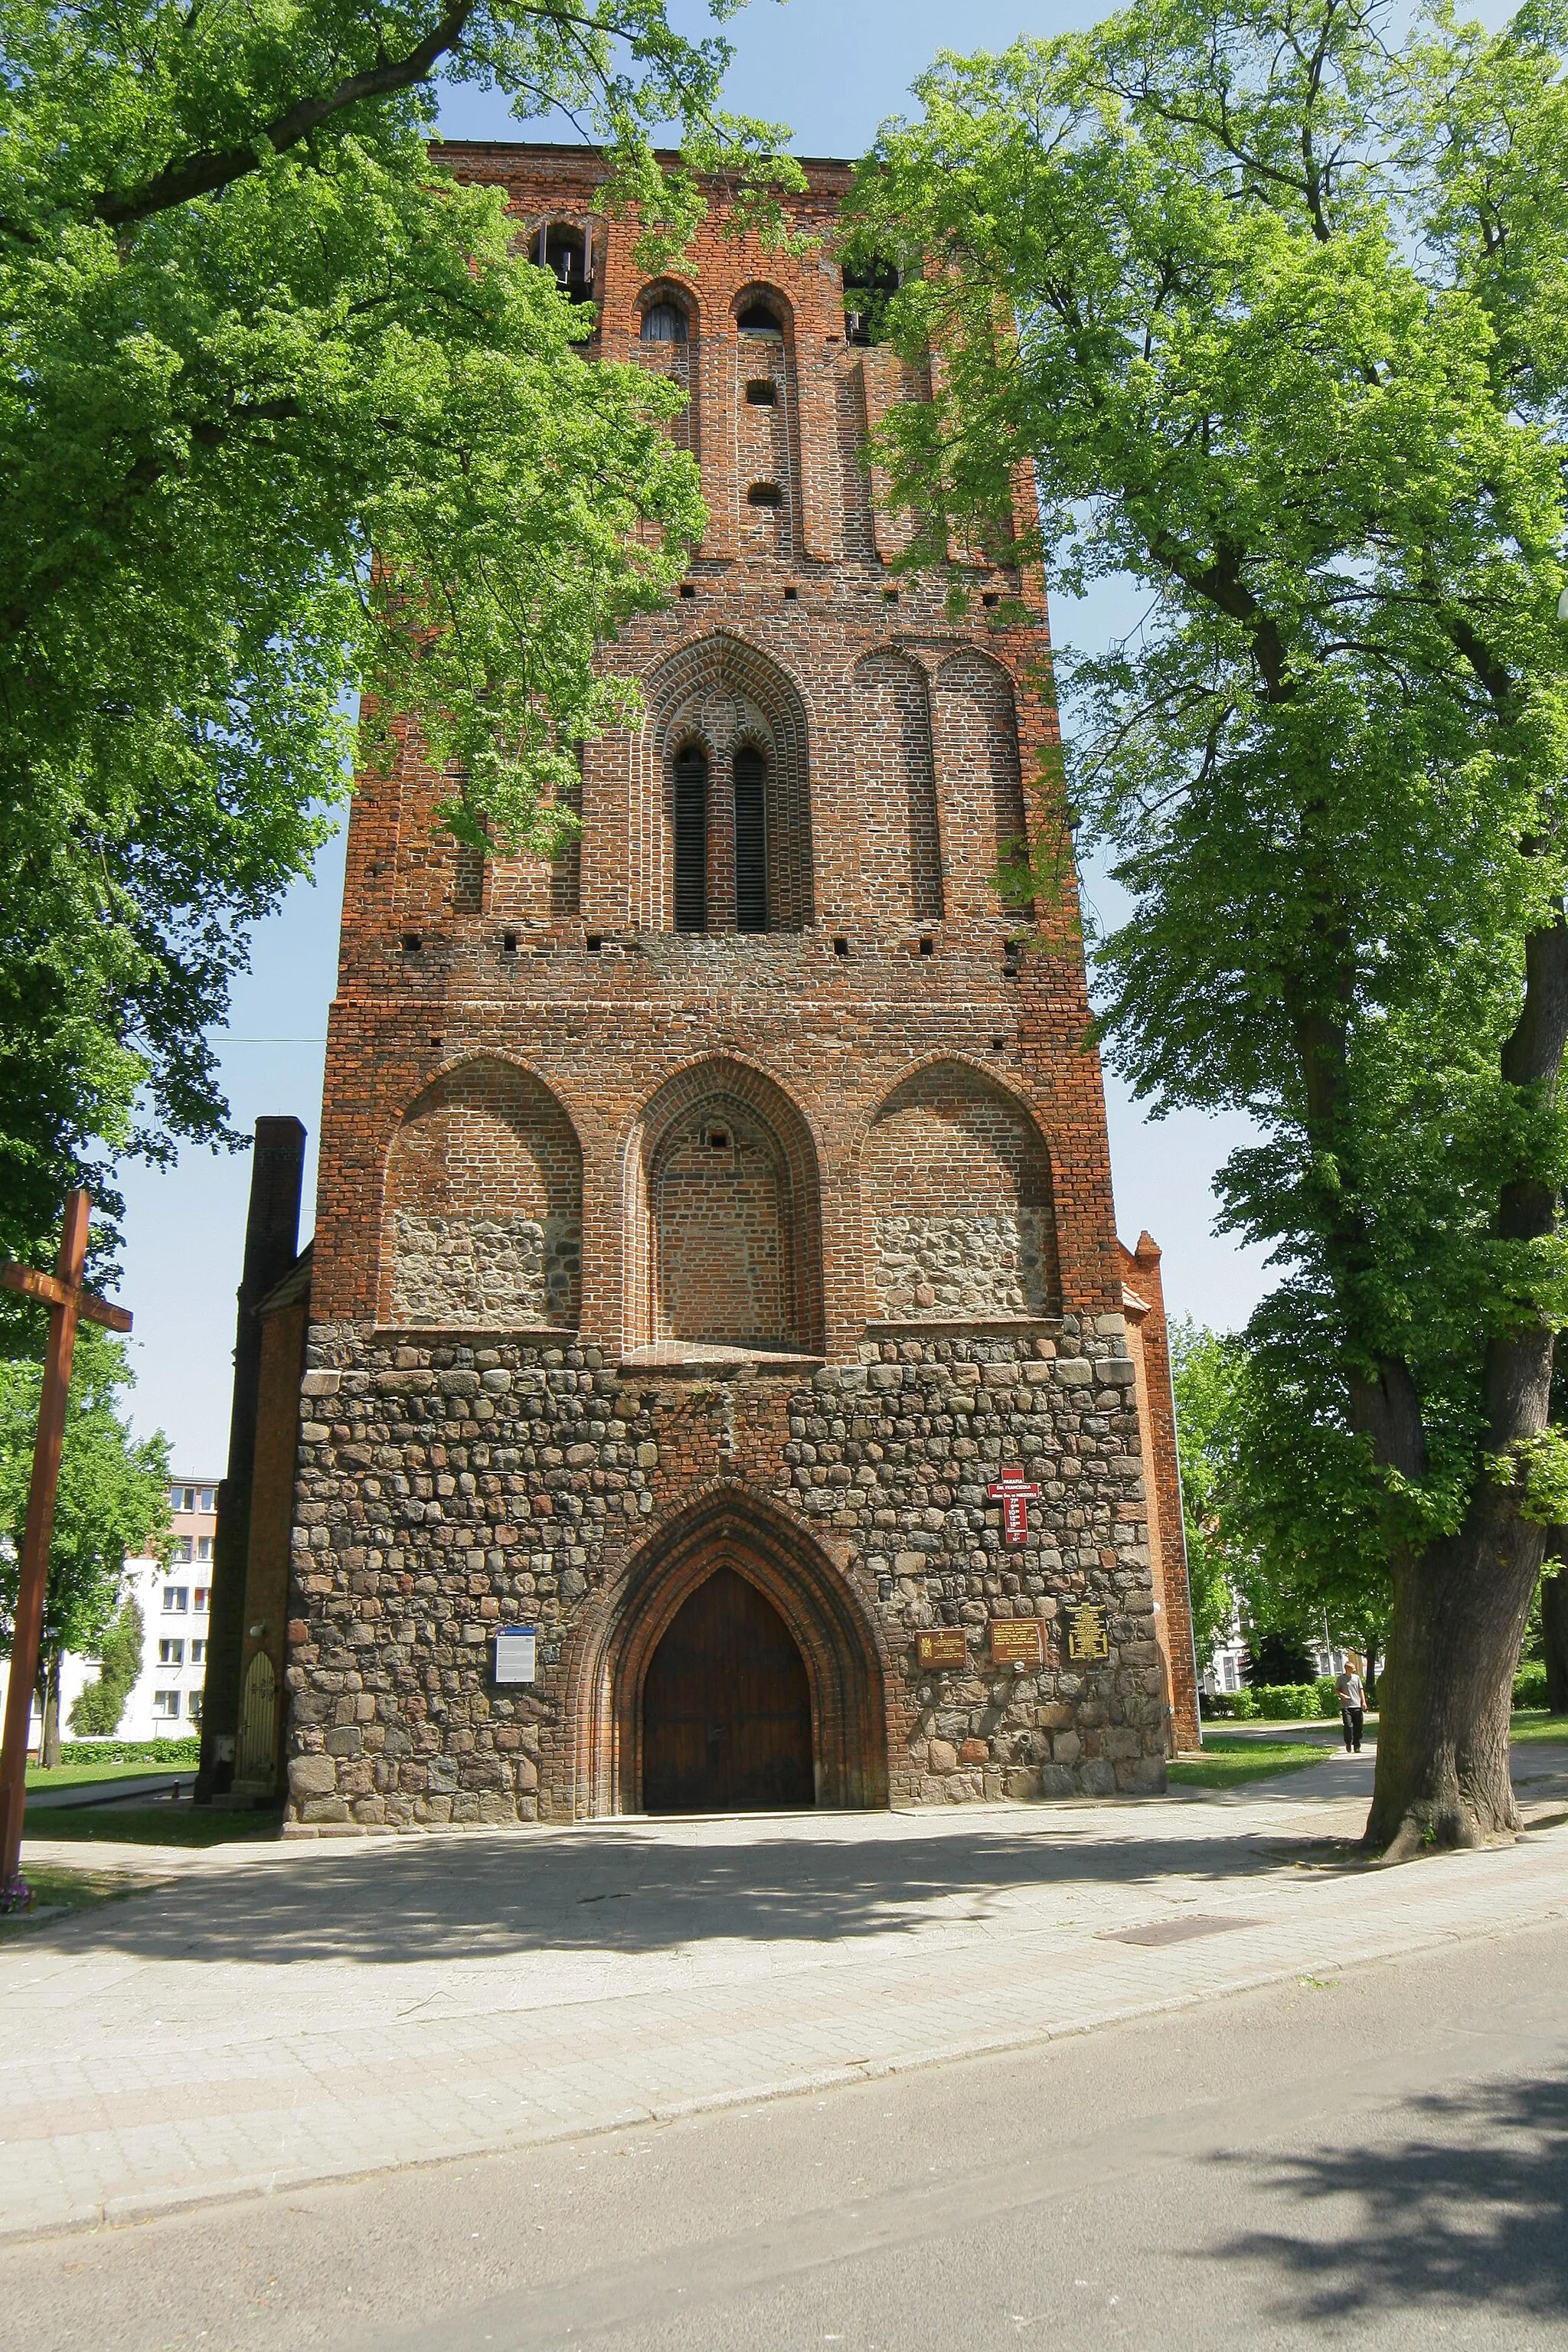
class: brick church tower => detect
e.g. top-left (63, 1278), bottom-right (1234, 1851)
top-left (269, 145), bottom-right (1200, 1832)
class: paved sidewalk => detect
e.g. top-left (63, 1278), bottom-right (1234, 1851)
top-left (5, 1759), bottom-right (1566, 2244)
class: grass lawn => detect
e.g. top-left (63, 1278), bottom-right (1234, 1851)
top-left (1510, 1710), bottom-right (1568, 1745)
top-left (1168, 1735), bottom-right (1337, 1789)
top-left (24, 1803), bottom-right (283, 1848)
top-left (0, 1861), bottom-right (168, 1930)
top-left (24, 1759), bottom-right (194, 1792)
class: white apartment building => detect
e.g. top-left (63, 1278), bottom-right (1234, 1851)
top-left (1, 1477), bottom-right (219, 1752)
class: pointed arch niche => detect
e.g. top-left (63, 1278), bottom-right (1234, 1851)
top-left (566, 1490), bottom-right (890, 1814)
top-left (383, 1058), bottom-right (582, 1329)
top-left (863, 1062), bottom-right (1058, 1321)
top-left (622, 1057), bottom-right (825, 1357)
top-left (632, 633), bottom-right (814, 935)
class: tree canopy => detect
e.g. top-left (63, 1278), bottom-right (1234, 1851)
top-left (851, 0), bottom-right (1568, 1849)
top-left (0, 1327), bottom-right (171, 1719)
top-left (0, 0), bottom-right (790, 1274)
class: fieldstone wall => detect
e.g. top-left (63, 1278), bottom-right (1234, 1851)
top-left (874, 1209), bottom-right (1051, 1319)
top-left (282, 1312), bottom-right (1171, 1832)
top-left (390, 1210), bottom-right (579, 1327)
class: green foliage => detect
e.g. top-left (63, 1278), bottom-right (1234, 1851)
top-left (1514, 1659), bottom-right (1550, 1706)
top-left (1168, 1316), bottom-right (1241, 1658)
top-left (0, 1328), bottom-right (171, 1681)
top-left (850, 0), bottom-right (1568, 1623)
top-left (0, 0), bottom-right (795, 1273)
top-left (57, 1737), bottom-right (201, 1766)
top-left (67, 1596), bottom-right (145, 1736)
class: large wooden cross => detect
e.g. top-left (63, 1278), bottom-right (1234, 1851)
top-left (0, 1192), bottom-right (132, 1896)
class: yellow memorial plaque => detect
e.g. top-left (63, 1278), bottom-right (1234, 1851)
top-left (1066, 1602), bottom-right (1109, 1662)
top-left (990, 1619), bottom-right (1045, 1668)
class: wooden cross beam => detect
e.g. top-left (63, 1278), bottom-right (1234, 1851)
top-left (0, 1192), bottom-right (132, 1897)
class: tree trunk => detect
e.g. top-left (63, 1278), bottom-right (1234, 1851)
top-left (1365, 1331), bottom-right (1549, 1856)
top-left (39, 1655), bottom-right (63, 1772)
top-left (1542, 1573), bottom-right (1568, 1714)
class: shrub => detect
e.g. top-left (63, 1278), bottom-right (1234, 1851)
top-left (57, 1737), bottom-right (200, 1766)
top-left (1514, 1661), bottom-right (1549, 1709)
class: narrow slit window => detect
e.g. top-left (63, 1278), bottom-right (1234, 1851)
top-left (673, 746), bottom-right (708, 934)
top-left (733, 747), bottom-right (769, 933)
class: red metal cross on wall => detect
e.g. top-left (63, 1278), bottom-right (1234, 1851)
top-left (988, 1465), bottom-right (1042, 1547)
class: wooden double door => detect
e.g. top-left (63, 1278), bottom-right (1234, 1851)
top-left (642, 1566), bottom-right (815, 1813)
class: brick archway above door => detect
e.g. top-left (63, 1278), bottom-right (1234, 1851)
top-left (566, 1488), bottom-right (890, 1817)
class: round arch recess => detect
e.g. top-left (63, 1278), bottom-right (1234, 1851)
top-left (566, 1490), bottom-right (890, 1815)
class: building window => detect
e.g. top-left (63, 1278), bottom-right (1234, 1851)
top-left (746, 482), bottom-right (783, 508)
top-left (187, 1692), bottom-right (203, 1724)
top-left (196, 1536), bottom-right (212, 1562)
top-left (640, 299), bottom-right (688, 344)
top-left (158, 1638), bottom-right (185, 1666)
top-left (194, 1586), bottom-right (211, 1614)
top-left (168, 1535), bottom-right (192, 1563)
top-left (163, 1586), bottom-right (189, 1614)
top-left (733, 748), bottom-right (768, 933)
top-left (191, 1639), bottom-right (207, 1664)
top-left (152, 1690), bottom-right (181, 1719)
top-left (744, 378), bottom-right (776, 405)
top-left (673, 746), bottom-right (708, 934)
top-left (737, 299), bottom-right (782, 337)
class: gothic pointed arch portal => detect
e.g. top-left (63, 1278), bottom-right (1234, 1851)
top-left (568, 1492), bottom-right (890, 1815)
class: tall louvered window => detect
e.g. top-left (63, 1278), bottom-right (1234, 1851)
top-left (673, 747), bottom-right (708, 933)
top-left (733, 748), bottom-right (768, 933)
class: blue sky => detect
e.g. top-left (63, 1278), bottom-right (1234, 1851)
top-left (113, 0), bottom-right (1276, 1470)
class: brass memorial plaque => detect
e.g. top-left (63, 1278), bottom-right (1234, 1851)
top-left (916, 1628), bottom-right (968, 1671)
top-left (990, 1619), bottom-right (1045, 1668)
top-left (1066, 1602), bottom-right (1109, 1662)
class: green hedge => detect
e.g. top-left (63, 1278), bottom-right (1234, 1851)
top-left (57, 1738), bottom-right (201, 1767)
top-left (1204, 1680), bottom-right (1341, 1721)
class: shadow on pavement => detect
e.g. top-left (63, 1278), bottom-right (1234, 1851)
top-left (13, 1818), bottom-right (1325, 1966)
top-left (1214, 2069), bottom-right (1568, 2323)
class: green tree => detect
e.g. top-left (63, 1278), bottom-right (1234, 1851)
top-left (0, 0), bottom-right (792, 1273)
top-left (851, 0), bottom-right (1568, 1855)
top-left (1171, 1315), bottom-right (1393, 1681)
top-left (1167, 1317), bottom-right (1240, 1665)
top-left (69, 1596), bottom-right (146, 1738)
top-left (0, 1328), bottom-right (170, 1764)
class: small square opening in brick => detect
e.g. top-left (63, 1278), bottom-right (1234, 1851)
top-left (919, 936), bottom-right (935, 957)
top-left (991, 1035), bottom-right (1007, 1052)
top-left (883, 587), bottom-right (900, 603)
top-left (586, 934), bottom-right (603, 953)
top-left (784, 586), bottom-right (799, 602)
top-left (429, 1035), bottom-right (443, 1050)
top-left (501, 930), bottom-right (518, 955)
top-left (679, 583), bottom-right (696, 599)
top-left (833, 936), bottom-right (849, 957)
top-left (982, 591), bottom-right (1001, 608)
top-left (400, 931), bottom-right (421, 952)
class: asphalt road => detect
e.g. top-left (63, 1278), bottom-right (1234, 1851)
top-left (8, 1908), bottom-right (1566, 2352)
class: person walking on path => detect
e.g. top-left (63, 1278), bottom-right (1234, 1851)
top-left (1336, 1658), bottom-right (1367, 1753)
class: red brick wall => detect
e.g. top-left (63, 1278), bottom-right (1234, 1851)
top-left (1119, 1233), bottom-right (1201, 1751)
